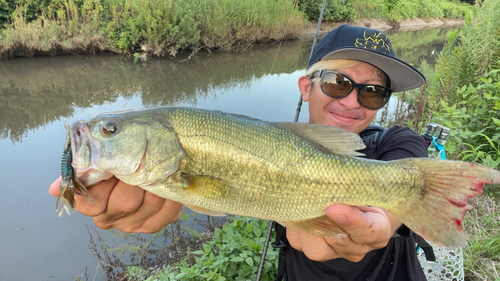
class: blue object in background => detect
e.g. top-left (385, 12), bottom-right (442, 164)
top-left (432, 136), bottom-right (446, 160)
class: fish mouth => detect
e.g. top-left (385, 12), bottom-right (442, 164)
top-left (70, 121), bottom-right (112, 186)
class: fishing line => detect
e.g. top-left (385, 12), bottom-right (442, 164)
top-left (294, 0), bottom-right (327, 123)
top-left (255, 2), bottom-right (299, 279)
top-left (269, 0), bottom-right (299, 75)
top-left (255, 1), bottom-right (327, 280)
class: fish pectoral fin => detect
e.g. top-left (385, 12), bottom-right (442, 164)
top-left (182, 174), bottom-right (232, 196)
top-left (275, 123), bottom-right (366, 156)
top-left (280, 216), bottom-right (348, 238)
top-left (181, 174), bottom-right (231, 217)
top-left (185, 204), bottom-right (226, 217)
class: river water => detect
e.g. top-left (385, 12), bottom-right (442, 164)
top-left (0, 25), bottom-right (459, 281)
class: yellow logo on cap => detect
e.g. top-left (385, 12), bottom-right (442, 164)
top-left (354, 31), bottom-right (392, 54)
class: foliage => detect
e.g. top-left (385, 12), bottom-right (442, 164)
top-left (0, 0), bottom-right (51, 26)
top-left (353, 0), bottom-right (472, 21)
top-left (127, 217), bottom-right (278, 281)
top-left (460, 134), bottom-right (500, 169)
top-left (389, 0), bottom-right (500, 163)
top-left (0, 0), bottom-right (303, 59)
top-left (0, 0), bottom-right (474, 59)
top-left (297, 0), bottom-right (357, 21)
top-left (432, 69), bottom-right (500, 161)
top-left (0, 0), bottom-right (110, 59)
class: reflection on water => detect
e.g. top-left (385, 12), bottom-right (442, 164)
top-left (0, 25), bottom-right (459, 281)
top-left (0, 39), bottom-right (310, 143)
top-left (0, 26), bottom-right (457, 144)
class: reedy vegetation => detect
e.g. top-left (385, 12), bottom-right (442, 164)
top-left (0, 0), bottom-right (303, 59)
top-left (0, 0), bottom-right (472, 59)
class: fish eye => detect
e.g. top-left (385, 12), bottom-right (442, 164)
top-left (101, 122), bottom-right (117, 136)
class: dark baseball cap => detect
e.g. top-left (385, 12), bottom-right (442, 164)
top-left (308, 24), bottom-right (426, 92)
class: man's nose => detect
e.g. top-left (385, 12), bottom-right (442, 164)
top-left (338, 87), bottom-right (361, 109)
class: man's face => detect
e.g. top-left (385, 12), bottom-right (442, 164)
top-left (299, 62), bottom-right (384, 134)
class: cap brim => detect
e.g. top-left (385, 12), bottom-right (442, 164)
top-left (321, 48), bottom-right (426, 92)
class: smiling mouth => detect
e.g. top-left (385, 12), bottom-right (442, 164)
top-left (330, 112), bottom-right (359, 122)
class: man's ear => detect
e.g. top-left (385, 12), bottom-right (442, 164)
top-left (298, 76), bottom-right (312, 102)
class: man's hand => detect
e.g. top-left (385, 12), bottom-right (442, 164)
top-left (286, 204), bottom-right (401, 262)
top-left (49, 177), bottom-right (183, 233)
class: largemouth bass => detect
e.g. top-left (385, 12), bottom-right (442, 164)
top-left (57, 106), bottom-right (500, 248)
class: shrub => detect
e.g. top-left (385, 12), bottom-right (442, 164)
top-left (128, 217), bottom-right (279, 281)
top-left (433, 69), bottom-right (500, 162)
top-left (298, 0), bottom-right (357, 21)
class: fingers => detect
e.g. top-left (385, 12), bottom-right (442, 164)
top-left (326, 205), bottom-right (391, 246)
top-left (48, 176), bottom-right (183, 233)
top-left (49, 177), bottom-right (63, 197)
top-left (75, 177), bottom-right (119, 217)
top-left (94, 190), bottom-right (183, 233)
top-left (287, 204), bottom-right (394, 262)
top-left (114, 196), bottom-right (183, 233)
top-left (287, 227), bottom-right (340, 261)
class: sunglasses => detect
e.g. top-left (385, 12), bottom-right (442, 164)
top-left (310, 70), bottom-right (392, 110)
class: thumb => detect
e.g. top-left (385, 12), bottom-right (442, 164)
top-left (325, 204), bottom-right (361, 226)
top-left (49, 177), bottom-right (63, 197)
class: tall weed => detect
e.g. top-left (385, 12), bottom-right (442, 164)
top-left (353, 0), bottom-right (471, 21)
top-left (0, 0), bottom-right (110, 59)
top-left (393, 0), bottom-right (500, 161)
top-left (0, 0), bottom-right (303, 58)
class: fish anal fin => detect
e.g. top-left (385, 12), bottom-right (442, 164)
top-left (276, 122), bottom-right (365, 156)
top-left (280, 216), bottom-right (347, 238)
top-left (185, 204), bottom-right (226, 217)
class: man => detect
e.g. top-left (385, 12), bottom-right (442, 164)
top-left (49, 24), bottom-right (428, 280)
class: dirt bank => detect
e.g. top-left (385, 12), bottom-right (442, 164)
top-left (302, 17), bottom-right (464, 34)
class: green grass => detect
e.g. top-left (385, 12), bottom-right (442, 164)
top-left (463, 190), bottom-right (500, 281)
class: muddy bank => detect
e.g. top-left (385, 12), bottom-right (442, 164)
top-left (302, 17), bottom-right (464, 34)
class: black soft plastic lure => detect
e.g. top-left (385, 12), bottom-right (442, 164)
top-left (55, 121), bottom-right (94, 217)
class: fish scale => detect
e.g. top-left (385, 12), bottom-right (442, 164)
top-left (61, 106), bottom-right (500, 248)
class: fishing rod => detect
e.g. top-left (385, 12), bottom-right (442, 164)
top-left (255, 1), bottom-right (327, 280)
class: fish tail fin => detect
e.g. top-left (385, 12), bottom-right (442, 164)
top-left (394, 158), bottom-right (500, 248)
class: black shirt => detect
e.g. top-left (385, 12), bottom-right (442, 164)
top-left (284, 125), bottom-right (428, 281)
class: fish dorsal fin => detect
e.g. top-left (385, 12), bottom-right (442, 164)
top-left (276, 122), bottom-right (366, 156)
top-left (279, 215), bottom-right (347, 238)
